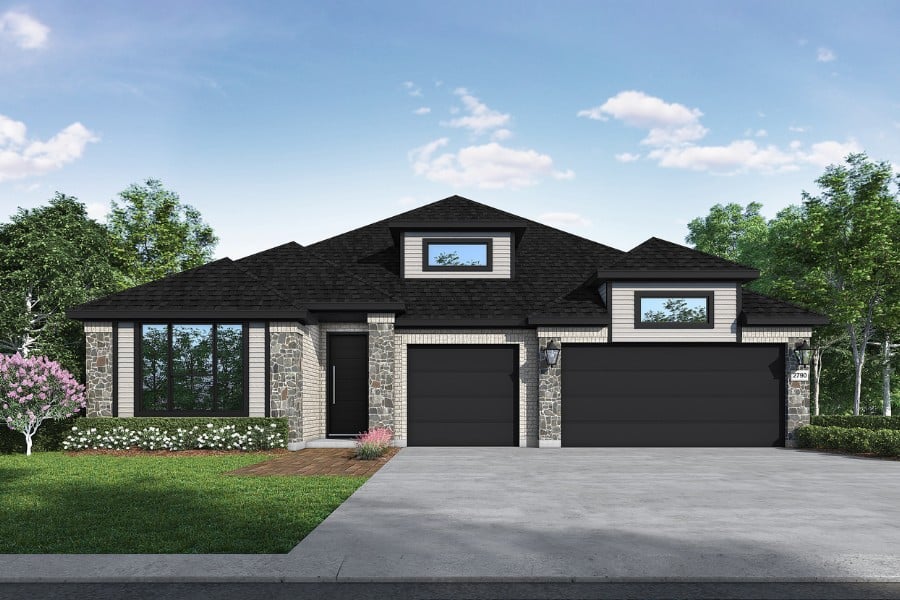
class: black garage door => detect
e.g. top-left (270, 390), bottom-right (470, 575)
top-left (408, 345), bottom-right (518, 446)
top-left (562, 344), bottom-right (784, 447)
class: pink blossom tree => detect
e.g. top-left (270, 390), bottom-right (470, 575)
top-left (0, 353), bottom-right (86, 455)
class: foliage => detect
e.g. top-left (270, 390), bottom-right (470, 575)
top-left (0, 415), bottom-right (77, 453)
top-left (107, 178), bottom-right (218, 287)
top-left (642, 298), bottom-right (707, 323)
top-left (811, 415), bottom-right (900, 430)
top-left (0, 354), bottom-right (86, 455)
top-left (61, 417), bottom-right (288, 451)
top-left (796, 425), bottom-right (900, 456)
top-left (685, 201), bottom-right (769, 274)
top-left (433, 251), bottom-right (479, 266)
top-left (355, 427), bottom-right (392, 459)
top-left (0, 453), bottom-right (366, 553)
top-left (0, 195), bottom-right (122, 376)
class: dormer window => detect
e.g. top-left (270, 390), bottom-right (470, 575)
top-left (423, 238), bottom-right (493, 272)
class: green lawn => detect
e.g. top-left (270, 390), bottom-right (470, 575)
top-left (0, 452), bottom-right (367, 553)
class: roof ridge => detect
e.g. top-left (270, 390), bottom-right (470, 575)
top-left (228, 259), bottom-right (307, 310)
top-left (302, 246), bottom-right (402, 303)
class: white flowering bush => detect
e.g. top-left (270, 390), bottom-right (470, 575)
top-left (63, 421), bottom-right (285, 451)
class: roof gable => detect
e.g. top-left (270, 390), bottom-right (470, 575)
top-left (596, 237), bottom-right (760, 280)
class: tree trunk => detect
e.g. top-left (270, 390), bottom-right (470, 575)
top-left (885, 335), bottom-right (893, 417)
top-left (849, 325), bottom-right (863, 415)
top-left (24, 432), bottom-right (32, 456)
top-left (812, 348), bottom-right (823, 416)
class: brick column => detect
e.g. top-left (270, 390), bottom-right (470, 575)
top-left (538, 336), bottom-right (562, 447)
top-left (367, 313), bottom-right (395, 433)
top-left (269, 322), bottom-right (303, 446)
top-left (786, 336), bottom-right (811, 446)
top-left (85, 322), bottom-right (113, 417)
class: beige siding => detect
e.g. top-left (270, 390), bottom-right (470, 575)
top-left (394, 329), bottom-right (539, 447)
top-left (248, 322), bottom-right (266, 417)
top-left (403, 231), bottom-right (512, 279)
top-left (611, 281), bottom-right (738, 342)
top-left (117, 323), bottom-right (134, 417)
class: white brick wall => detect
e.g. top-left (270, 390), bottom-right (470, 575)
top-left (536, 326), bottom-right (607, 343)
top-left (394, 329), bottom-right (540, 447)
top-left (300, 324), bottom-right (324, 439)
top-left (743, 327), bottom-right (813, 343)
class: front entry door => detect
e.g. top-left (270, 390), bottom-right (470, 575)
top-left (327, 334), bottom-right (369, 437)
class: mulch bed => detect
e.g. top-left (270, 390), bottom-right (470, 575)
top-left (226, 447), bottom-right (400, 477)
top-left (65, 448), bottom-right (290, 458)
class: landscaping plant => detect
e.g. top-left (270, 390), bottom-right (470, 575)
top-left (355, 427), bottom-right (392, 460)
top-left (0, 353), bottom-right (85, 455)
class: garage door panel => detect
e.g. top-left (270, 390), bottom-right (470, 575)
top-left (408, 345), bottom-right (518, 447)
top-left (563, 421), bottom-right (784, 447)
top-left (562, 344), bottom-right (784, 447)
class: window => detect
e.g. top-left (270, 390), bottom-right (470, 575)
top-left (422, 238), bottom-right (493, 271)
top-left (634, 292), bottom-right (714, 329)
top-left (139, 323), bottom-right (246, 415)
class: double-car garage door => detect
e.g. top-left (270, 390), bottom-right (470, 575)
top-left (406, 343), bottom-right (784, 447)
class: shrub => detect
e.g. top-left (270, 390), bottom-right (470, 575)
top-left (0, 354), bottom-right (86, 455)
top-left (62, 417), bottom-right (288, 451)
top-left (355, 427), bottom-right (392, 460)
top-left (811, 415), bottom-right (900, 431)
top-left (796, 425), bottom-right (900, 457)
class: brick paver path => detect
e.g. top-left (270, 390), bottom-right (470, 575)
top-left (226, 447), bottom-right (399, 477)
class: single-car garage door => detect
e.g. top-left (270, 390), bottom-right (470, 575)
top-left (562, 344), bottom-right (784, 447)
top-left (408, 345), bottom-right (518, 446)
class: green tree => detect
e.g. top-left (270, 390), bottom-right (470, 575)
top-left (686, 202), bottom-right (769, 271)
top-left (769, 154), bottom-right (900, 415)
top-left (107, 179), bottom-right (218, 286)
top-left (0, 195), bottom-right (122, 377)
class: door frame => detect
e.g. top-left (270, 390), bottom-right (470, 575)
top-left (326, 332), bottom-right (369, 438)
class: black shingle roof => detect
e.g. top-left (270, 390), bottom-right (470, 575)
top-left (68, 195), bottom-right (824, 325)
top-left (742, 290), bottom-right (829, 325)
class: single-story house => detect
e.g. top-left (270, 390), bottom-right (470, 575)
top-left (68, 196), bottom-right (826, 448)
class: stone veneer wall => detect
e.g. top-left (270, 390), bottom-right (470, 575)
top-left (269, 322), bottom-right (303, 445)
top-left (85, 322), bottom-right (114, 417)
top-left (535, 327), bottom-right (608, 447)
top-left (743, 326), bottom-right (813, 446)
top-left (368, 314), bottom-right (395, 432)
top-left (393, 329), bottom-right (539, 446)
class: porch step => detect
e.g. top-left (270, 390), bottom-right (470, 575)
top-left (304, 438), bottom-right (357, 448)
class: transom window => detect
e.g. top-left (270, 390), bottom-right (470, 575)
top-left (139, 323), bottom-right (246, 415)
top-left (423, 238), bottom-right (492, 271)
top-left (635, 292), bottom-right (714, 329)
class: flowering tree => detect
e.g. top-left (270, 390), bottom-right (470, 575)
top-left (0, 353), bottom-right (85, 455)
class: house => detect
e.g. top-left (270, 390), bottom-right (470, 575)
top-left (68, 196), bottom-right (826, 448)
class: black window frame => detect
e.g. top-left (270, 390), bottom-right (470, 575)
top-left (135, 321), bottom-right (250, 417)
top-left (634, 291), bottom-right (715, 329)
top-left (422, 238), bottom-right (493, 272)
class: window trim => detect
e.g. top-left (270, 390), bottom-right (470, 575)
top-left (634, 291), bottom-right (715, 329)
top-left (422, 238), bottom-right (493, 272)
top-left (135, 321), bottom-right (250, 417)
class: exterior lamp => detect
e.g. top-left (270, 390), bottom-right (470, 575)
top-left (543, 339), bottom-right (561, 368)
top-left (793, 340), bottom-right (813, 368)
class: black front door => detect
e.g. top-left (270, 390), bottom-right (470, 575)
top-left (327, 334), bottom-right (369, 437)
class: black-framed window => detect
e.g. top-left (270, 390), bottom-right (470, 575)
top-left (138, 323), bottom-right (248, 416)
top-left (422, 238), bottom-right (493, 272)
top-left (634, 291), bottom-right (715, 329)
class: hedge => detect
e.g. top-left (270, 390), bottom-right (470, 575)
top-left (796, 425), bottom-right (900, 456)
top-left (811, 415), bottom-right (900, 431)
top-left (2, 417), bottom-right (288, 453)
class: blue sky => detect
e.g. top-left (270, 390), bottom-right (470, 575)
top-left (1, 1), bottom-right (898, 259)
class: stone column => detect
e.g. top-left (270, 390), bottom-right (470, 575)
top-left (538, 336), bottom-right (562, 447)
top-left (367, 313), bottom-right (395, 433)
top-left (786, 336), bottom-right (811, 446)
top-left (85, 322), bottom-right (114, 417)
top-left (269, 322), bottom-right (303, 447)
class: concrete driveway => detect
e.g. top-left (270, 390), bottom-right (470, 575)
top-left (289, 447), bottom-right (900, 581)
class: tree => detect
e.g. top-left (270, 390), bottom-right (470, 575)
top-left (107, 179), bottom-right (218, 286)
top-left (0, 195), bottom-right (122, 377)
top-left (769, 154), bottom-right (900, 415)
top-left (686, 202), bottom-right (769, 269)
top-left (0, 354), bottom-right (86, 455)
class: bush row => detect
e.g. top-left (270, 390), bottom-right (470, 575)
top-left (0, 416), bottom-right (79, 454)
top-left (796, 425), bottom-right (900, 456)
top-left (811, 415), bottom-right (900, 430)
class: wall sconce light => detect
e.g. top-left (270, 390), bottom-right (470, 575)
top-left (543, 339), bottom-right (561, 368)
top-left (793, 340), bottom-right (813, 368)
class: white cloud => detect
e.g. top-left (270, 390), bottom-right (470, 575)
top-left (817, 47), bottom-right (836, 62)
top-left (539, 212), bottom-right (592, 227)
top-left (615, 152), bottom-right (641, 163)
top-left (552, 169), bottom-right (575, 180)
top-left (789, 125), bottom-right (807, 133)
top-left (579, 91), bottom-right (707, 147)
top-left (0, 11), bottom-right (49, 49)
top-left (491, 128), bottom-right (512, 141)
top-left (442, 88), bottom-right (511, 135)
top-left (798, 139), bottom-right (862, 167)
top-left (0, 116), bottom-right (98, 182)
top-left (403, 81), bottom-right (422, 97)
top-left (413, 107), bottom-right (431, 115)
top-left (85, 202), bottom-right (110, 221)
top-left (409, 138), bottom-right (569, 189)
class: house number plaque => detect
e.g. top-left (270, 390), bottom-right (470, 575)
top-left (790, 370), bottom-right (810, 382)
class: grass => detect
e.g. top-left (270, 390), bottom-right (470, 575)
top-left (0, 452), bottom-right (367, 553)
